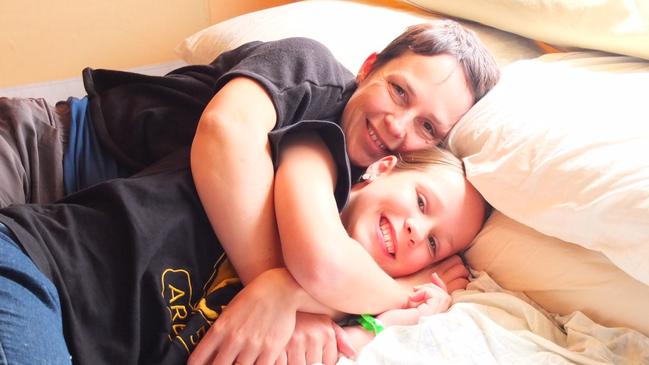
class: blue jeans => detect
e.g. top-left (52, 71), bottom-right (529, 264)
top-left (0, 223), bottom-right (71, 365)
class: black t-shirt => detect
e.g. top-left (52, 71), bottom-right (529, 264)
top-left (0, 37), bottom-right (358, 364)
top-left (0, 119), bottom-right (352, 364)
top-left (1, 150), bottom-right (219, 364)
top-left (83, 37), bottom-right (356, 173)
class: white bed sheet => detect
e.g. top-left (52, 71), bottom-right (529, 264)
top-left (339, 273), bottom-right (649, 365)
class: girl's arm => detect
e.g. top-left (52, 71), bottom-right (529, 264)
top-left (339, 273), bottom-right (451, 354)
top-left (191, 77), bottom-right (282, 284)
top-left (274, 132), bottom-right (410, 314)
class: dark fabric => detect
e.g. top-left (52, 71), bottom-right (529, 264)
top-left (0, 149), bottom-right (219, 364)
top-left (0, 97), bottom-right (69, 207)
top-left (0, 37), bottom-right (358, 364)
top-left (156, 254), bottom-right (243, 364)
top-left (63, 96), bottom-right (129, 196)
top-left (0, 117), bottom-right (353, 364)
top-left (269, 120), bottom-right (351, 211)
top-left (83, 37), bottom-right (356, 173)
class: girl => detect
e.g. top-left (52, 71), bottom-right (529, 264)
top-left (0, 143), bottom-right (486, 365)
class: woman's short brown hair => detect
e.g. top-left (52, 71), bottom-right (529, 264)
top-left (372, 20), bottom-right (500, 103)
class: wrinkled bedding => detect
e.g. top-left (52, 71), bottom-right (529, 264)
top-left (340, 273), bottom-right (649, 365)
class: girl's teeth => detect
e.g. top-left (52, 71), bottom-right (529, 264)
top-left (380, 218), bottom-right (394, 255)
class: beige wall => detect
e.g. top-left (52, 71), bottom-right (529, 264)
top-left (208, 0), bottom-right (294, 25)
top-left (0, 0), bottom-right (294, 88)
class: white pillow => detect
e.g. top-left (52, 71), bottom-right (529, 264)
top-left (175, 0), bottom-right (543, 71)
top-left (447, 52), bottom-right (649, 286)
top-left (402, 0), bottom-right (649, 60)
top-left (465, 211), bottom-right (649, 337)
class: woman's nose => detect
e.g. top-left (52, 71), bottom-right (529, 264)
top-left (384, 113), bottom-right (407, 139)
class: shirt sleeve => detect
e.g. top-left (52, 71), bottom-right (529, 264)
top-left (268, 120), bottom-right (351, 212)
top-left (210, 37), bottom-right (356, 131)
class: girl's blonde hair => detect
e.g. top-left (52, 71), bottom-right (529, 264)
top-left (395, 146), bottom-right (493, 220)
top-left (394, 145), bottom-right (464, 175)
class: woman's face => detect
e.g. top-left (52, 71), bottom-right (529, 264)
top-left (341, 52), bottom-right (474, 167)
top-left (340, 159), bottom-right (485, 277)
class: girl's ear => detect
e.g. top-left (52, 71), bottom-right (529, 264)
top-left (356, 53), bottom-right (378, 82)
top-left (364, 155), bottom-right (398, 179)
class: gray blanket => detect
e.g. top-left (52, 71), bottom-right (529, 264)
top-left (0, 97), bottom-right (68, 207)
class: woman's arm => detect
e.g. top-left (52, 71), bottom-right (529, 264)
top-left (188, 268), bottom-right (342, 365)
top-left (274, 132), bottom-right (410, 314)
top-left (191, 77), bottom-right (282, 284)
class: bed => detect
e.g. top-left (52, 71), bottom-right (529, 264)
top-left (3, 0), bottom-right (647, 363)
top-left (177, 0), bottom-right (649, 363)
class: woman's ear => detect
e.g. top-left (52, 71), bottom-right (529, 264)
top-left (364, 155), bottom-right (398, 179)
top-left (356, 53), bottom-right (378, 82)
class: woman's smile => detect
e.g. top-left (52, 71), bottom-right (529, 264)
top-left (367, 121), bottom-right (388, 153)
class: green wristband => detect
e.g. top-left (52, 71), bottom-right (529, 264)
top-left (356, 314), bottom-right (384, 335)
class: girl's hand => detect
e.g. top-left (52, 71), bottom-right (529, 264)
top-left (406, 273), bottom-right (451, 316)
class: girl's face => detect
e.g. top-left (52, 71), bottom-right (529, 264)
top-left (340, 157), bottom-right (485, 278)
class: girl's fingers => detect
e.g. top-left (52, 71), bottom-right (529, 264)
top-left (430, 272), bottom-right (448, 292)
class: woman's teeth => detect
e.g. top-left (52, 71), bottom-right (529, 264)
top-left (368, 125), bottom-right (387, 151)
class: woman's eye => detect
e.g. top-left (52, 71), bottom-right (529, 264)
top-left (417, 195), bottom-right (425, 212)
top-left (390, 83), bottom-right (406, 99)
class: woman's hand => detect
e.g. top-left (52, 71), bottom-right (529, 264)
top-left (433, 255), bottom-right (470, 293)
top-left (276, 312), bottom-right (339, 365)
top-left (188, 269), bottom-right (298, 365)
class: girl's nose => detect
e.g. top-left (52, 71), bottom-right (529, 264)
top-left (405, 217), bottom-right (422, 246)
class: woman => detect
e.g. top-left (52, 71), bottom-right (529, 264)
top-left (0, 23), bottom-right (498, 363)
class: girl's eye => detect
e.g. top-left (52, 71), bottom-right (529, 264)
top-left (427, 236), bottom-right (438, 257)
